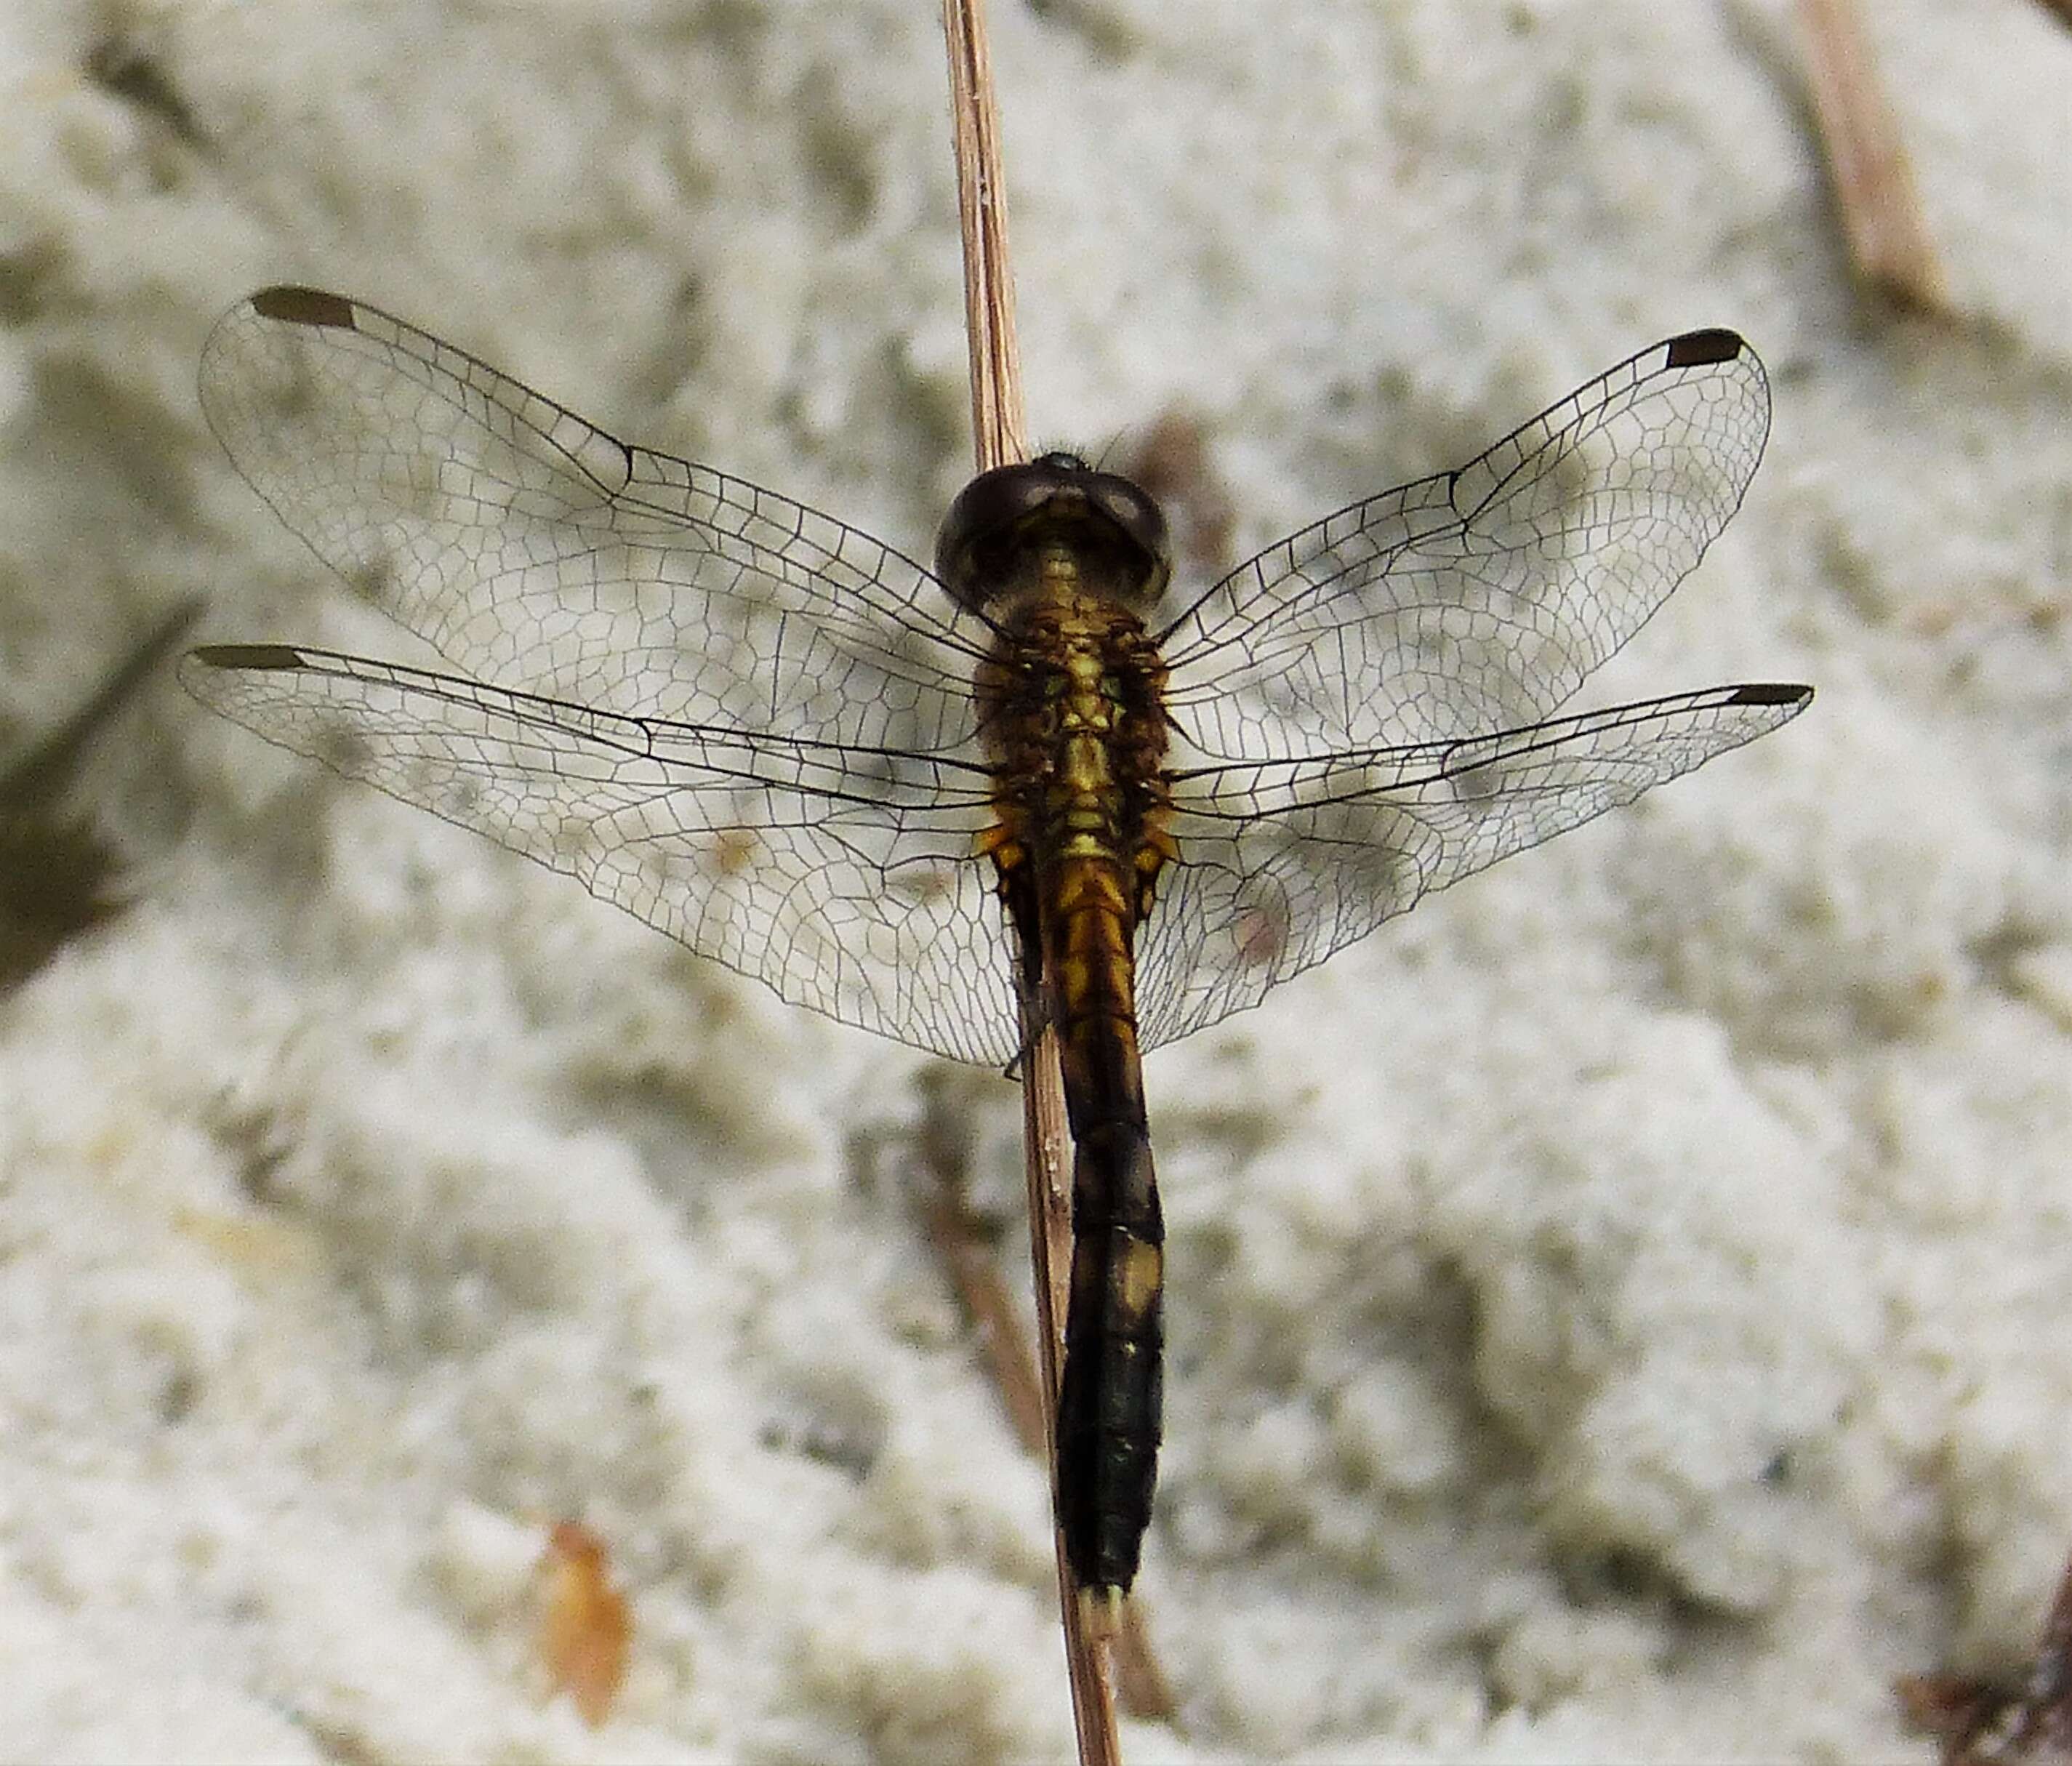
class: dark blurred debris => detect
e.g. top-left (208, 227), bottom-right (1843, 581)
top-left (0, 602), bottom-right (198, 990)
top-left (84, 31), bottom-right (209, 149)
top-left (1899, 1547), bottom-right (2072, 1762)
top-left (1118, 409), bottom-right (1235, 585)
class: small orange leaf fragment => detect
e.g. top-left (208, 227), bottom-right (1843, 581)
top-left (537, 1520), bottom-right (630, 1727)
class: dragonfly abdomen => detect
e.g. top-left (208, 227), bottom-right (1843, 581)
top-left (971, 572), bottom-right (1178, 1593)
top-left (1045, 851), bottom-right (1165, 1594)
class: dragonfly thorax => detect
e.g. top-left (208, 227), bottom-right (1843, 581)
top-left (935, 451), bottom-right (1172, 617)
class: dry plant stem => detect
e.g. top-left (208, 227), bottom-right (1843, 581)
top-left (940, 0), bottom-right (1120, 1759)
top-left (1796, 0), bottom-right (1948, 311)
top-left (941, 0), bottom-right (1027, 469)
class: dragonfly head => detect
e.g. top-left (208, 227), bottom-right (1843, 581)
top-left (935, 451), bottom-right (1172, 616)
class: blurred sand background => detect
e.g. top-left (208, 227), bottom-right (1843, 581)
top-left (1, 0), bottom-right (2069, 1757)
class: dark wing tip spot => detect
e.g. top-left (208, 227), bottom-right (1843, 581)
top-left (1665, 327), bottom-right (1747, 369)
top-left (249, 286), bottom-right (358, 330)
top-left (188, 643), bottom-right (310, 671)
top-left (1729, 682), bottom-right (1813, 707)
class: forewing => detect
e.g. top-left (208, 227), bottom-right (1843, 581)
top-left (198, 287), bottom-right (988, 755)
top-left (182, 643), bottom-right (1021, 1066)
top-left (1157, 331), bottom-right (1771, 760)
top-left (1134, 683), bottom-right (1809, 1048)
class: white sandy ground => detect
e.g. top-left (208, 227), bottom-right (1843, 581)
top-left (1, 0), bottom-right (2068, 1757)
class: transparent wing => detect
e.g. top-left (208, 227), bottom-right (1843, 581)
top-left (1135, 683), bottom-right (1809, 1049)
top-left (198, 287), bottom-right (991, 752)
top-left (193, 292), bottom-right (1803, 1067)
top-left (1157, 330), bottom-right (1771, 760)
top-left (181, 643), bottom-right (1022, 1067)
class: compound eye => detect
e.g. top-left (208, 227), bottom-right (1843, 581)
top-left (1086, 475), bottom-right (1170, 585)
top-left (934, 457), bottom-right (1173, 613)
top-left (935, 460), bottom-right (1060, 608)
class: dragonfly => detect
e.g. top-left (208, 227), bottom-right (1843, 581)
top-left (183, 286), bottom-right (1810, 1594)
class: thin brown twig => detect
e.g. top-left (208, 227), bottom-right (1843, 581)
top-left (939, 2), bottom-right (1121, 1759)
top-left (1795, 0), bottom-right (1949, 313)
